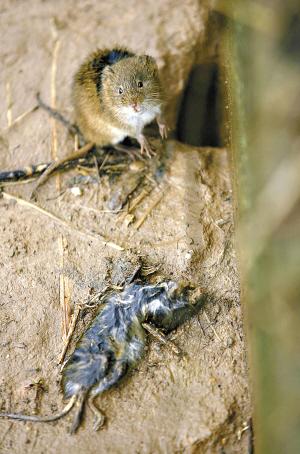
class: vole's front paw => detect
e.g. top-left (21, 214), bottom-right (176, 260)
top-left (138, 134), bottom-right (156, 158)
top-left (157, 116), bottom-right (168, 140)
top-left (158, 122), bottom-right (168, 140)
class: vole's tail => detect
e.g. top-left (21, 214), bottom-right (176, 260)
top-left (0, 394), bottom-right (77, 423)
top-left (0, 163), bottom-right (51, 182)
top-left (36, 93), bottom-right (82, 139)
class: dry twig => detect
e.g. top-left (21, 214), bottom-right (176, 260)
top-left (203, 310), bottom-right (222, 342)
top-left (58, 306), bottom-right (81, 366)
top-left (134, 191), bottom-right (164, 230)
top-left (142, 322), bottom-right (182, 356)
top-left (1, 191), bottom-right (124, 251)
top-left (50, 38), bottom-right (61, 193)
top-left (59, 236), bottom-right (71, 341)
top-left (0, 422), bottom-right (13, 448)
top-left (93, 155), bottom-right (101, 204)
top-left (30, 142), bottom-right (94, 198)
top-left (5, 81), bottom-right (12, 127)
top-left (4, 105), bottom-right (39, 131)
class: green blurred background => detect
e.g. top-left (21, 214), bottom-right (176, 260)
top-left (219, 1), bottom-right (300, 452)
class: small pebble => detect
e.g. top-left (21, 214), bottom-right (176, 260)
top-left (226, 336), bottom-right (234, 347)
top-left (70, 186), bottom-right (83, 196)
top-left (185, 250), bottom-right (193, 260)
top-left (129, 161), bottom-right (145, 172)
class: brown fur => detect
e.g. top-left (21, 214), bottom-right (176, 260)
top-left (72, 48), bottom-right (167, 155)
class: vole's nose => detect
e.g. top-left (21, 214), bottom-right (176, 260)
top-left (132, 103), bottom-right (141, 113)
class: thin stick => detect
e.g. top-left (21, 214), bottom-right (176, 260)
top-left (0, 422), bottom-right (13, 447)
top-left (59, 236), bottom-right (71, 341)
top-left (89, 151), bottom-right (109, 204)
top-left (51, 38), bottom-right (61, 193)
top-left (134, 192), bottom-right (164, 230)
top-left (1, 191), bottom-right (124, 251)
top-left (5, 81), bottom-right (13, 127)
top-left (64, 275), bottom-right (71, 335)
top-left (50, 39), bottom-right (61, 191)
top-left (117, 187), bottom-right (152, 225)
top-left (59, 276), bottom-right (66, 337)
top-left (75, 165), bottom-right (95, 174)
top-left (74, 134), bottom-right (79, 151)
top-left (142, 322), bottom-right (181, 356)
top-left (4, 105), bottom-right (39, 131)
top-left (237, 423), bottom-right (251, 441)
top-left (31, 428), bottom-right (39, 451)
top-left (93, 155), bottom-right (101, 205)
top-left (203, 310), bottom-right (222, 342)
top-left (50, 32), bottom-right (59, 109)
top-left (129, 188), bottom-right (152, 213)
top-left (113, 144), bottom-right (143, 161)
top-left (30, 142), bottom-right (94, 198)
top-left (58, 306), bottom-right (81, 365)
top-left (77, 204), bottom-right (124, 214)
top-left (151, 235), bottom-right (186, 247)
top-left (98, 151), bottom-right (110, 172)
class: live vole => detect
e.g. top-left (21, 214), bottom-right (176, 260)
top-left (72, 47), bottom-right (168, 157)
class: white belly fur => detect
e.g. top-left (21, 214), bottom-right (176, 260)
top-left (108, 125), bottom-right (128, 144)
top-left (118, 105), bottom-right (161, 135)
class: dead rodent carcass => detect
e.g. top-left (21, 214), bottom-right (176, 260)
top-left (0, 281), bottom-right (206, 433)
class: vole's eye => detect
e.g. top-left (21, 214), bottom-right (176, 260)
top-left (137, 81), bottom-right (143, 88)
top-left (118, 87), bottom-right (123, 95)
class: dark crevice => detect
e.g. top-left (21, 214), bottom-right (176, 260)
top-left (176, 62), bottom-right (223, 147)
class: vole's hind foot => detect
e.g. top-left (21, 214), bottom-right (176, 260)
top-left (88, 397), bottom-right (105, 431)
top-left (69, 391), bottom-right (87, 435)
top-left (138, 134), bottom-right (156, 158)
top-left (81, 361), bottom-right (128, 431)
top-left (36, 93), bottom-right (84, 145)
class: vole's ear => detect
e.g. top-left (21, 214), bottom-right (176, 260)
top-left (102, 65), bottom-right (115, 81)
top-left (144, 55), bottom-right (156, 65)
top-left (137, 54), bottom-right (155, 66)
top-left (140, 55), bottom-right (158, 75)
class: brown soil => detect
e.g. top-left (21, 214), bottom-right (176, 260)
top-left (0, 1), bottom-right (251, 453)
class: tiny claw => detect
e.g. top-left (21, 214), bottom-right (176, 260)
top-left (158, 122), bottom-right (168, 140)
top-left (88, 396), bottom-right (105, 432)
top-left (93, 414), bottom-right (105, 431)
top-left (138, 135), bottom-right (156, 158)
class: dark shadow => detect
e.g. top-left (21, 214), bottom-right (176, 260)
top-left (177, 63), bottom-right (222, 147)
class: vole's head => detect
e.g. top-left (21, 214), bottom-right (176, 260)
top-left (101, 55), bottom-right (162, 118)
